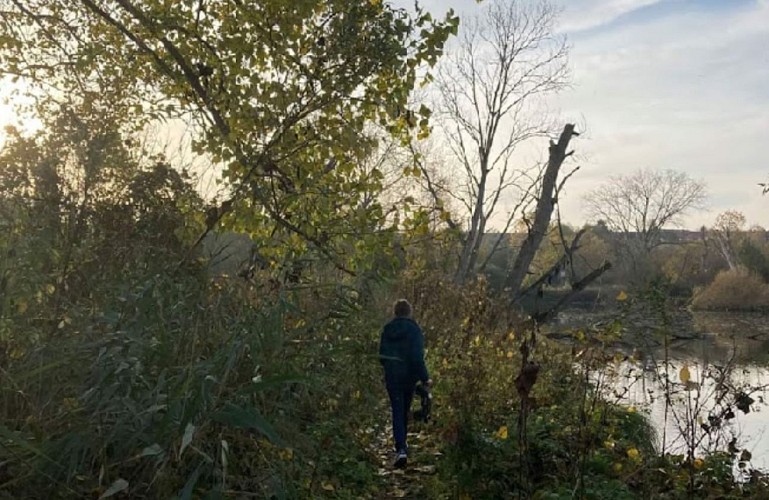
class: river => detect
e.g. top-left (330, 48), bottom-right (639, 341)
top-left (554, 310), bottom-right (769, 472)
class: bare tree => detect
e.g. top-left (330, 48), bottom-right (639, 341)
top-left (425, 0), bottom-right (570, 285)
top-left (583, 168), bottom-right (707, 254)
top-left (710, 210), bottom-right (746, 270)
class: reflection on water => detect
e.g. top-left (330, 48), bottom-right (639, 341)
top-left (558, 310), bottom-right (769, 470)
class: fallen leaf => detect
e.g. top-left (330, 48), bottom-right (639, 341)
top-left (99, 479), bottom-right (128, 499)
top-left (179, 423), bottom-right (195, 458)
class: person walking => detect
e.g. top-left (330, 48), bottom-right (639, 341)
top-left (379, 299), bottom-right (432, 468)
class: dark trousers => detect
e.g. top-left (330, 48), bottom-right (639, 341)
top-left (386, 382), bottom-right (415, 452)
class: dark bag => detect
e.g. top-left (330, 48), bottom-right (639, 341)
top-left (413, 383), bottom-right (432, 423)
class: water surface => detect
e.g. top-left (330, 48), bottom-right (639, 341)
top-left (556, 310), bottom-right (769, 471)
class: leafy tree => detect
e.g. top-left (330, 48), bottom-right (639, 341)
top-left (0, 103), bottom-right (204, 358)
top-left (0, 0), bottom-right (459, 274)
top-left (653, 241), bottom-right (708, 292)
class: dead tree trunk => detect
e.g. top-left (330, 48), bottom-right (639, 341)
top-left (506, 124), bottom-right (577, 294)
top-left (531, 260), bottom-right (613, 324)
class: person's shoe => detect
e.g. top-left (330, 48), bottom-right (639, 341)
top-left (394, 449), bottom-right (408, 468)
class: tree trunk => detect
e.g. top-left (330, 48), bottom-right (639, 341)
top-left (455, 169), bottom-right (489, 284)
top-left (514, 227), bottom-right (587, 302)
top-left (506, 124), bottom-right (577, 294)
top-left (714, 231), bottom-right (737, 270)
top-left (531, 260), bottom-right (613, 324)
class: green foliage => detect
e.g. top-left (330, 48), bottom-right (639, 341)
top-left (1, 0), bottom-right (460, 274)
top-left (738, 239), bottom-right (769, 282)
top-left (407, 273), bottom-right (769, 499)
top-left (651, 242), bottom-right (724, 295)
top-left (0, 112), bottom-right (389, 497)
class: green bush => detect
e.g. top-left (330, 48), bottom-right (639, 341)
top-left (739, 239), bottom-right (769, 282)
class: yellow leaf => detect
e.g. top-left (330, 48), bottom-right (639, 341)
top-left (506, 351), bottom-right (513, 359)
top-left (613, 462), bottom-right (623, 473)
top-left (278, 448), bottom-right (293, 461)
top-left (9, 348), bottom-right (25, 360)
top-left (627, 448), bottom-right (640, 461)
top-left (321, 480), bottom-right (335, 491)
top-left (495, 425), bottom-right (508, 440)
top-left (16, 300), bottom-right (28, 314)
top-left (694, 458), bottom-right (704, 470)
top-left (616, 291), bottom-right (628, 301)
top-left (45, 284), bottom-right (56, 295)
top-left (679, 365), bottom-right (691, 384)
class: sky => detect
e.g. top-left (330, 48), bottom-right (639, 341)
top-left (405, 0), bottom-right (769, 230)
top-left (1, 0), bottom-right (767, 230)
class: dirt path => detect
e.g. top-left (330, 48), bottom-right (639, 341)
top-left (367, 401), bottom-right (442, 498)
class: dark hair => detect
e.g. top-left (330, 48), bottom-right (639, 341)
top-left (393, 299), bottom-right (412, 318)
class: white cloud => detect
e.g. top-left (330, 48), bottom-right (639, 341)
top-left (552, 1), bottom-right (769, 229)
top-left (399, 0), bottom-right (769, 229)
top-left (556, 0), bottom-right (664, 32)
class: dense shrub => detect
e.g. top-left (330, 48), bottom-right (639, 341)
top-left (691, 269), bottom-right (769, 311)
top-left (0, 122), bottom-right (386, 498)
top-left (739, 239), bottom-right (769, 282)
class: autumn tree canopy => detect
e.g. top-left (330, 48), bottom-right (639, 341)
top-left (0, 0), bottom-right (459, 273)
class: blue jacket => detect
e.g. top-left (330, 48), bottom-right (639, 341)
top-left (379, 317), bottom-right (430, 386)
